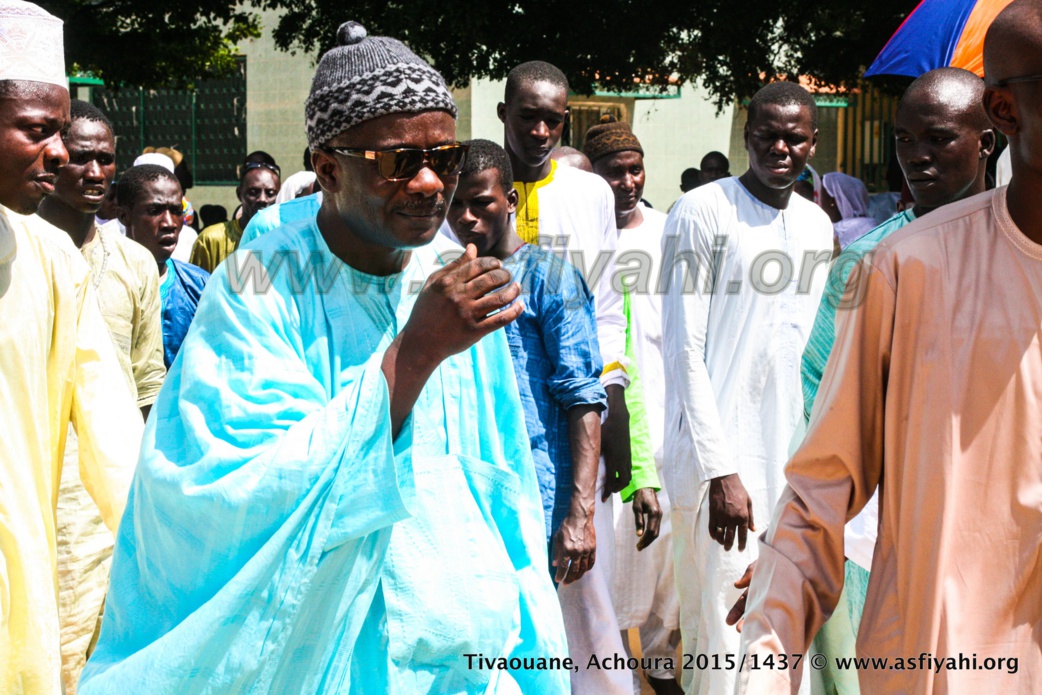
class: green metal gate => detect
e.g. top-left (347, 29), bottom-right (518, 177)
top-left (90, 58), bottom-right (247, 185)
top-left (837, 84), bottom-right (899, 191)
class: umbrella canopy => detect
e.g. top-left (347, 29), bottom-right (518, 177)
top-left (864, 0), bottom-right (1015, 78)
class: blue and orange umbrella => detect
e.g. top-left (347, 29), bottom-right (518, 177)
top-left (864, 0), bottom-right (1015, 78)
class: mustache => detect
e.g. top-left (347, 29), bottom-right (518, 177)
top-left (397, 199), bottom-right (447, 215)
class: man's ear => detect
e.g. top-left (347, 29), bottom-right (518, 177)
top-left (312, 149), bottom-right (341, 194)
top-left (808, 128), bottom-right (819, 160)
top-left (984, 86), bottom-right (1019, 137)
top-left (506, 186), bottom-right (519, 214)
top-left (116, 205), bottom-right (130, 232)
top-left (235, 183), bottom-right (244, 203)
top-left (980, 129), bottom-right (998, 159)
top-left (497, 102), bottom-right (507, 124)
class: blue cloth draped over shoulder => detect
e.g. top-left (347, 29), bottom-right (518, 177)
top-left (80, 218), bottom-right (569, 694)
top-left (240, 192), bottom-right (322, 248)
top-left (801, 209), bottom-right (916, 420)
top-left (159, 257), bottom-right (209, 368)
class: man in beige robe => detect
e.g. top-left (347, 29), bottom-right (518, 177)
top-left (740, 2), bottom-right (1042, 693)
top-left (37, 98), bottom-right (164, 694)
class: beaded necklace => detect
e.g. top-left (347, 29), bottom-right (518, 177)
top-left (86, 225), bottom-right (110, 289)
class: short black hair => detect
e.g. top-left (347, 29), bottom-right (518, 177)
top-left (70, 99), bottom-right (113, 131)
top-left (898, 67), bottom-right (992, 131)
top-left (198, 204), bottom-right (228, 228)
top-left (117, 164), bottom-right (180, 208)
top-left (504, 61), bottom-right (569, 103)
top-left (700, 151), bottom-right (729, 171)
top-left (459, 139), bottom-right (513, 191)
top-left (680, 167), bottom-right (700, 188)
top-left (239, 150), bottom-right (280, 184)
top-left (747, 81), bottom-right (818, 129)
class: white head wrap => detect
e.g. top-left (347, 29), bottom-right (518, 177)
top-left (823, 172), bottom-right (877, 250)
top-left (133, 152), bottom-right (176, 173)
top-left (0, 0), bottom-right (65, 89)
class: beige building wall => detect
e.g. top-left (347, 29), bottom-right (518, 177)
top-left (728, 107), bottom-right (750, 177)
top-left (191, 21), bottom-right (734, 216)
top-left (630, 84), bottom-right (733, 210)
top-left (463, 78), bottom-right (509, 143)
top-left (459, 78), bottom-right (733, 211)
top-left (191, 9), bottom-right (316, 214)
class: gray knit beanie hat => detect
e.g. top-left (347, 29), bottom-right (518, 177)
top-left (305, 21), bottom-right (458, 149)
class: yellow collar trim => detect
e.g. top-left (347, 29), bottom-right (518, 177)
top-left (512, 160), bottom-right (558, 244)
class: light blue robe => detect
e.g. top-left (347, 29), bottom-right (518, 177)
top-left (79, 218), bottom-right (570, 694)
top-left (239, 192), bottom-right (322, 247)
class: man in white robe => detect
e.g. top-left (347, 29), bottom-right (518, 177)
top-left (585, 116), bottom-right (680, 695)
top-left (500, 59), bottom-right (633, 694)
top-left (36, 98), bottom-right (166, 694)
top-left (661, 81), bottom-right (832, 695)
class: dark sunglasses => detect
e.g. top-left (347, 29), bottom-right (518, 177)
top-left (322, 144), bottom-right (469, 181)
top-left (243, 161), bottom-right (281, 176)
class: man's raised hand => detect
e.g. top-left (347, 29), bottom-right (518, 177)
top-left (383, 244), bottom-right (522, 436)
top-left (402, 243), bottom-right (522, 360)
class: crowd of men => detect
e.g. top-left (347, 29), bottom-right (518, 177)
top-left (3, 0), bottom-right (1042, 693)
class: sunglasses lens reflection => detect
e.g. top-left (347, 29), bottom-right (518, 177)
top-left (378, 146), bottom-right (467, 180)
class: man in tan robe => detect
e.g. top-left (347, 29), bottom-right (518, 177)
top-left (37, 99), bottom-right (164, 694)
top-left (740, 2), bottom-right (1042, 692)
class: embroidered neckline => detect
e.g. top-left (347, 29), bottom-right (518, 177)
top-left (84, 225), bottom-right (110, 289)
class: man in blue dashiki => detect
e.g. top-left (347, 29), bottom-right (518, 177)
top-left (448, 138), bottom-right (627, 693)
top-left (116, 164), bottom-right (209, 368)
top-left (447, 138), bottom-right (607, 585)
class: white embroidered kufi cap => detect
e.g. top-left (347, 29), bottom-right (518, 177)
top-left (133, 152), bottom-right (176, 173)
top-left (0, 0), bottom-right (65, 88)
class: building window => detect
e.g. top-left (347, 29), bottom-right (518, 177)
top-left (85, 58), bottom-right (247, 185)
top-left (565, 101), bottom-right (628, 150)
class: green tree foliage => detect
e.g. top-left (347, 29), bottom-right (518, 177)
top-left (37, 0), bottom-right (260, 87)
top-left (263, 0), bottom-right (916, 105)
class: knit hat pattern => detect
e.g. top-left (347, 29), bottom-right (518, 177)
top-left (305, 21), bottom-right (457, 149)
top-left (582, 114), bottom-right (643, 163)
